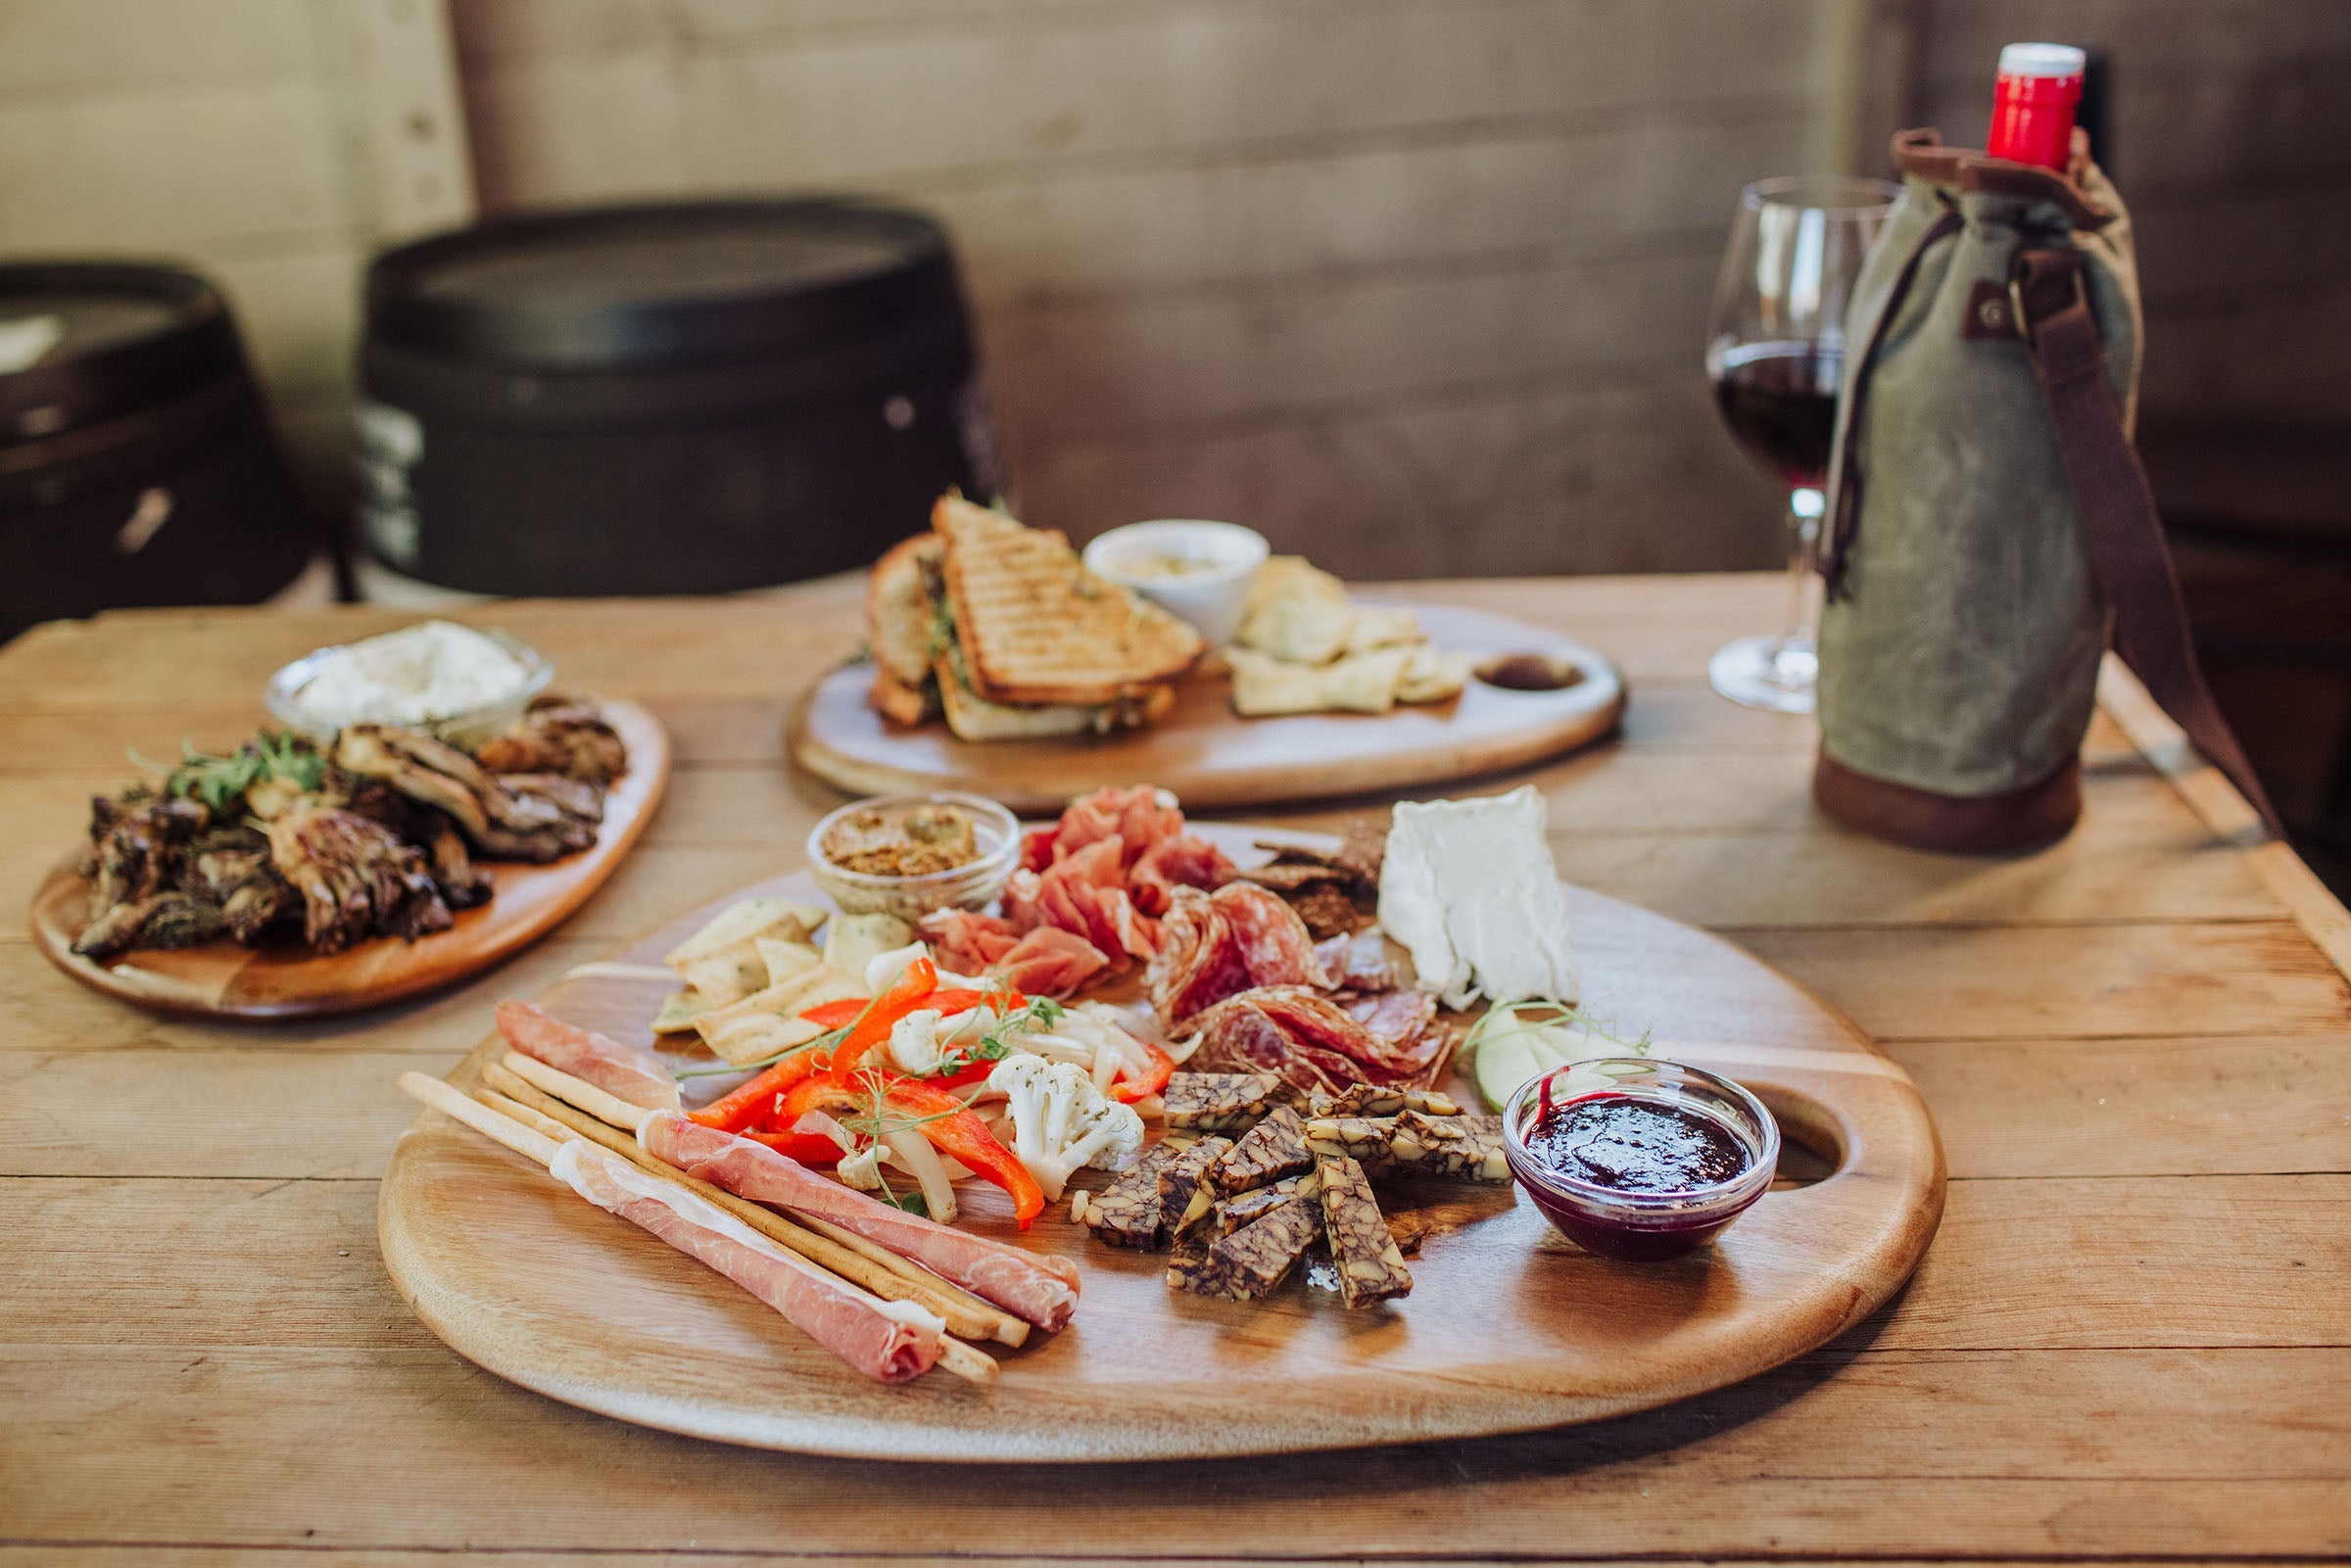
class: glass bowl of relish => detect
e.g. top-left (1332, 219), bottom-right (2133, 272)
top-left (1502, 1058), bottom-right (1780, 1260)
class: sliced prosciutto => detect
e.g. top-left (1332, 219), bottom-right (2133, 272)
top-left (920, 909), bottom-right (1022, 974)
top-left (550, 1140), bottom-right (944, 1383)
top-left (996, 926), bottom-right (1111, 998)
top-left (643, 1112), bottom-right (1080, 1331)
top-left (496, 1000), bottom-right (680, 1111)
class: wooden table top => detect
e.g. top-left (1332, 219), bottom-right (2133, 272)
top-left (3, 572), bottom-right (2346, 1566)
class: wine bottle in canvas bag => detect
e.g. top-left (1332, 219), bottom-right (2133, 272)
top-left (1811, 122), bottom-right (2280, 851)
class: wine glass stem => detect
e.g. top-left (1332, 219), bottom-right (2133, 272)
top-left (1779, 487), bottom-right (1825, 655)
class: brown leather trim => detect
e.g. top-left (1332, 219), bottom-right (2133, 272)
top-left (1813, 750), bottom-right (2083, 854)
top-left (1891, 128), bottom-right (2114, 230)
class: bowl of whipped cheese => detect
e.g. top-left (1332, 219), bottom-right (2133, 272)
top-left (264, 620), bottom-right (552, 745)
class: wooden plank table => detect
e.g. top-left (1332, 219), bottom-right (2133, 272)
top-left (3, 572), bottom-right (2346, 1566)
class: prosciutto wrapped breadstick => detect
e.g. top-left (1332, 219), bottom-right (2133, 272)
top-left (551, 1139), bottom-right (947, 1384)
top-left (497, 1000), bottom-right (680, 1112)
top-left (642, 1111), bottom-right (1081, 1332)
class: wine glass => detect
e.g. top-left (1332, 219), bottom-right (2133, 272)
top-left (1703, 175), bottom-right (1899, 713)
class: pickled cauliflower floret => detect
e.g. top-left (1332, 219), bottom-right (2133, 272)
top-left (985, 1056), bottom-right (1146, 1201)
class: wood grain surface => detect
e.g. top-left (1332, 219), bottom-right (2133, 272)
top-left (789, 604), bottom-right (1626, 811)
top-left (2, 574), bottom-right (2346, 1566)
top-left (377, 828), bottom-right (1942, 1459)
top-left (23, 701), bottom-right (670, 1020)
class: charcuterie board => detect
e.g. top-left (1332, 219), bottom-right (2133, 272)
top-left (378, 822), bottom-right (1943, 1461)
top-left (28, 701), bottom-right (670, 1021)
top-left (788, 605), bottom-right (1625, 813)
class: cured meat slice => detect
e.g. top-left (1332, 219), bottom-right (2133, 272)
top-left (1317, 1152), bottom-right (1412, 1307)
top-left (1129, 832), bottom-right (1235, 916)
top-left (1251, 986), bottom-right (1447, 1083)
top-left (1156, 1135), bottom-right (1232, 1241)
top-left (1342, 987), bottom-right (1439, 1049)
top-left (1000, 867), bottom-right (1044, 929)
top-left (1315, 928), bottom-right (1398, 991)
top-left (1146, 887), bottom-right (1253, 1027)
top-left (1018, 825), bottom-right (1058, 874)
top-left (1212, 883), bottom-right (1331, 990)
top-left (1162, 1069), bottom-right (1284, 1132)
top-left (495, 1000), bottom-right (680, 1111)
top-left (1188, 995), bottom-right (1371, 1096)
top-left (1208, 1104), bottom-right (1315, 1195)
top-left (994, 926), bottom-right (1110, 998)
top-left (1107, 785), bottom-right (1183, 866)
top-left (918, 909), bottom-right (1021, 974)
top-left (642, 1113), bottom-right (1080, 1330)
top-left (1304, 1083), bottom-right (1465, 1119)
top-left (1074, 1141), bottom-right (1183, 1248)
top-left (551, 1140), bottom-right (945, 1381)
top-left (1303, 1110), bottom-right (1508, 1182)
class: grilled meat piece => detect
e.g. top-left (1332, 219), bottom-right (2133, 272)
top-left (72, 890), bottom-right (228, 959)
top-left (334, 726), bottom-right (594, 863)
top-left (265, 803), bottom-right (454, 953)
top-left (491, 772), bottom-right (604, 826)
top-left (76, 796), bottom-right (212, 956)
top-left (472, 697), bottom-right (627, 785)
top-left (182, 829), bottom-right (296, 944)
top-left (422, 819), bottom-right (494, 909)
top-left (85, 796), bottom-right (209, 909)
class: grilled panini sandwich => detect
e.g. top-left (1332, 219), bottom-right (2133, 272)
top-left (866, 496), bottom-right (1203, 740)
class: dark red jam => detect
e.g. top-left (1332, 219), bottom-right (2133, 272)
top-left (1524, 1094), bottom-right (1751, 1193)
top-left (1515, 1089), bottom-right (1762, 1260)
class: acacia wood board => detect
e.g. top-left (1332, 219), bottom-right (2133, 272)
top-left (27, 701), bottom-right (670, 1021)
top-left (788, 604), bottom-right (1626, 812)
top-left (378, 822), bottom-right (1944, 1461)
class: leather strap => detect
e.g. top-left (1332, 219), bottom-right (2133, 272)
top-left (2013, 246), bottom-right (2284, 838)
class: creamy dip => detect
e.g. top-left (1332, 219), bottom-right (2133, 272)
top-left (292, 621), bottom-right (533, 729)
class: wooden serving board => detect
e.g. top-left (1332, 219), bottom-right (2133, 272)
top-left (27, 701), bottom-right (670, 1021)
top-left (379, 824), bottom-right (1943, 1461)
top-left (789, 604), bottom-right (1626, 812)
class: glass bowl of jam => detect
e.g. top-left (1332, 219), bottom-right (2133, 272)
top-left (1502, 1058), bottom-right (1780, 1260)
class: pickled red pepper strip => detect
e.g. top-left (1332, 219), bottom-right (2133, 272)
top-left (688, 1050), bottom-right (825, 1134)
top-left (825, 957), bottom-right (938, 1078)
top-left (880, 1077), bottom-right (1047, 1229)
top-left (777, 1072), bottom-right (1046, 1230)
top-left (1112, 1041), bottom-right (1176, 1105)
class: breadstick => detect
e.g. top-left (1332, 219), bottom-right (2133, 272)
top-left (400, 1071), bottom-right (562, 1167)
top-left (501, 1051), bottom-right (653, 1133)
top-left (489, 1055), bottom-right (1031, 1347)
top-left (481, 1060), bottom-right (1019, 1348)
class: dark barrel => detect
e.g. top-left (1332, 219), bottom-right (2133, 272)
top-left (357, 198), bottom-right (999, 596)
top-left (0, 261), bottom-right (312, 642)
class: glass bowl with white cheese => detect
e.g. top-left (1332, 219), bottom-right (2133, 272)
top-left (264, 620), bottom-right (552, 746)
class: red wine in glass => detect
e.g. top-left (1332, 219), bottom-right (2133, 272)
top-left (1703, 175), bottom-right (1896, 714)
top-left (1709, 341), bottom-right (1842, 490)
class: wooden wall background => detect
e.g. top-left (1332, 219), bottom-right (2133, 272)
top-left (4, 0), bottom-right (2344, 582)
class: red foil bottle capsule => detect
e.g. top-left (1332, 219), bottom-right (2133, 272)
top-left (1988, 42), bottom-right (2086, 171)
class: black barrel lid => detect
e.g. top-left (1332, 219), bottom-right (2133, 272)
top-left (0, 261), bottom-right (241, 442)
top-left (365, 198), bottom-right (965, 371)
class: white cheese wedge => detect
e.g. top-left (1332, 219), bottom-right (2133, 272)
top-left (1375, 786), bottom-right (1578, 1010)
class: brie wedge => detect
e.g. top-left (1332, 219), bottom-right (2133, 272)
top-left (1376, 786), bottom-right (1578, 1010)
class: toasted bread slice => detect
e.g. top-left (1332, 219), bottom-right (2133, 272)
top-left (869, 666), bottom-right (938, 727)
top-left (867, 533), bottom-right (943, 688)
top-left (936, 655), bottom-right (1176, 741)
top-left (935, 496), bottom-right (1203, 706)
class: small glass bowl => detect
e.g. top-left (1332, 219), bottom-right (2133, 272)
top-left (264, 627), bottom-right (552, 748)
top-left (1081, 518), bottom-right (1270, 646)
top-left (1502, 1057), bottom-right (1780, 1261)
top-left (806, 791), bottom-right (1021, 922)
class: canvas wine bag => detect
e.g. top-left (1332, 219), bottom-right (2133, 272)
top-left (1814, 128), bottom-right (2279, 850)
